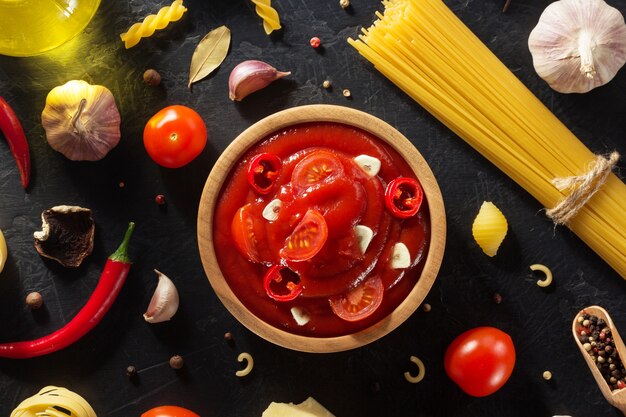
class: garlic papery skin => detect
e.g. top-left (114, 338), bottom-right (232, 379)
top-left (228, 60), bottom-right (291, 101)
top-left (143, 269), bottom-right (180, 324)
top-left (42, 80), bottom-right (121, 160)
top-left (528, 0), bottom-right (626, 93)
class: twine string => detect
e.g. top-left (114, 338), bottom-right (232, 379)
top-left (546, 151), bottom-right (620, 226)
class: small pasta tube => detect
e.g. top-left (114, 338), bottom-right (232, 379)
top-left (472, 201), bottom-right (508, 257)
top-left (236, 352), bottom-right (254, 377)
top-left (404, 356), bottom-right (425, 383)
top-left (531, 264), bottom-right (553, 287)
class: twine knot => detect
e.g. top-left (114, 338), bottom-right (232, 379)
top-left (546, 151), bottom-right (620, 226)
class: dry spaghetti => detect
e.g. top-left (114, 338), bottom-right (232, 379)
top-left (349, 0), bottom-right (626, 279)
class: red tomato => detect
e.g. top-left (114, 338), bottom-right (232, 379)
top-left (444, 326), bottom-right (516, 397)
top-left (291, 150), bottom-right (344, 192)
top-left (141, 405), bottom-right (200, 417)
top-left (144, 105), bottom-right (207, 168)
top-left (280, 209), bottom-right (328, 261)
top-left (231, 204), bottom-right (265, 262)
top-left (329, 275), bottom-right (384, 321)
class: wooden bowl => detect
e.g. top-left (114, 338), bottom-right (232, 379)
top-left (197, 105), bottom-right (446, 352)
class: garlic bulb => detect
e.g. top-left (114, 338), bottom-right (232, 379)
top-left (143, 269), bottom-right (180, 323)
top-left (528, 0), bottom-right (626, 93)
top-left (42, 80), bottom-right (121, 160)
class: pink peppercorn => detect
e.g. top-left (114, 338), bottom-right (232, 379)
top-left (155, 194), bottom-right (166, 205)
top-left (310, 37), bottom-right (321, 49)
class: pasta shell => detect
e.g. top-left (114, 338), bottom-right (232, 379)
top-left (472, 201), bottom-right (508, 257)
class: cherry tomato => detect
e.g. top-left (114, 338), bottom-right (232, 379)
top-left (141, 405), bottom-right (200, 417)
top-left (263, 265), bottom-right (303, 301)
top-left (280, 209), bottom-right (328, 262)
top-left (291, 150), bottom-right (344, 192)
top-left (144, 105), bottom-right (207, 168)
top-left (329, 275), bottom-right (384, 321)
top-left (247, 153), bottom-right (282, 194)
top-left (231, 204), bottom-right (265, 262)
top-left (384, 177), bottom-right (423, 218)
top-left (444, 326), bottom-right (516, 397)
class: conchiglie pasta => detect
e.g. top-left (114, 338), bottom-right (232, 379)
top-left (472, 201), bottom-right (508, 257)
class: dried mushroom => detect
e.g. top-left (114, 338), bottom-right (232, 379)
top-left (34, 206), bottom-right (95, 268)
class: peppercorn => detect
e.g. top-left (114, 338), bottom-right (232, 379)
top-left (155, 194), bottom-right (166, 206)
top-left (340, 0), bottom-right (350, 8)
top-left (542, 371), bottom-right (552, 380)
top-left (143, 69), bottom-right (162, 86)
top-left (25, 292), bottom-right (43, 310)
top-left (322, 80), bottom-right (331, 89)
top-left (126, 365), bottom-right (137, 377)
top-left (342, 89), bottom-right (351, 98)
top-left (618, 380), bottom-right (626, 389)
top-left (309, 37), bottom-right (321, 49)
top-left (583, 319), bottom-right (590, 327)
top-left (224, 332), bottom-right (233, 341)
top-left (493, 292), bottom-right (503, 304)
top-left (169, 354), bottom-right (184, 369)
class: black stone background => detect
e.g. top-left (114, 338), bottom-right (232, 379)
top-left (0, 0), bottom-right (625, 416)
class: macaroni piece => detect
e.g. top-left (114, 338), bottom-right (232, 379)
top-left (236, 352), bottom-right (254, 377)
top-left (120, 0), bottom-right (188, 48)
top-left (531, 264), bottom-right (553, 287)
top-left (404, 355), bottom-right (425, 383)
top-left (251, 0), bottom-right (282, 35)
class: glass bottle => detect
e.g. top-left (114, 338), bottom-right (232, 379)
top-left (0, 0), bottom-right (101, 57)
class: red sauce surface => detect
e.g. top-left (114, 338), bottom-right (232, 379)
top-left (213, 123), bottom-right (430, 337)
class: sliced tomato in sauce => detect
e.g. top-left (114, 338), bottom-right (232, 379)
top-left (329, 275), bottom-right (384, 322)
top-left (291, 150), bottom-right (344, 192)
top-left (231, 204), bottom-right (266, 263)
top-left (280, 209), bottom-right (328, 262)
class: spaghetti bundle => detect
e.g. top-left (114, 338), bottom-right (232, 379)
top-left (349, 0), bottom-right (626, 278)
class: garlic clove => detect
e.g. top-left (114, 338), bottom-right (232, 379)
top-left (290, 306), bottom-right (311, 326)
top-left (390, 242), bottom-right (411, 269)
top-left (528, 0), bottom-right (626, 93)
top-left (354, 225), bottom-right (374, 254)
top-left (262, 198), bottom-right (283, 221)
top-left (144, 269), bottom-right (180, 323)
top-left (228, 60), bottom-right (290, 101)
top-left (354, 154), bottom-right (381, 177)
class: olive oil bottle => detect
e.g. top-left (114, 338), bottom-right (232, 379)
top-left (0, 0), bottom-right (100, 57)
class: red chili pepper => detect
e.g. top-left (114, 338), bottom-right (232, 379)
top-left (263, 265), bottom-right (303, 302)
top-left (0, 97), bottom-right (31, 189)
top-left (384, 177), bottom-right (423, 218)
top-left (0, 222), bottom-right (135, 359)
top-left (247, 153), bottom-right (282, 194)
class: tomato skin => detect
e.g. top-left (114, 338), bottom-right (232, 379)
top-left (141, 405), bottom-right (201, 417)
top-left (144, 105), bottom-right (207, 168)
top-left (444, 326), bottom-right (516, 397)
top-left (329, 275), bottom-right (384, 321)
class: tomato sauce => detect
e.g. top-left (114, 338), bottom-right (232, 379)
top-left (213, 123), bottom-right (430, 337)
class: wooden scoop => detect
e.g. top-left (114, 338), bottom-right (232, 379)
top-left (572, 306), bottom-right (626, 416)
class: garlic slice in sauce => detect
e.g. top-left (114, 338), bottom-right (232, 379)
top-left (391, 242), bottom-right (411, 269)
top-left (262, 199), bottom-right (283, 221)
top-left (290, 306), bottom-right (311, 326)
top-left (354, 154), bottom-right (381, 177)
top-left (355, 225), bottom-right (374, 254)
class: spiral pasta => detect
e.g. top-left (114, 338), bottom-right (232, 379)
top-left (120, 0), bottom-right (188, 49)
top-left (11, 386), bottom-right (97, 417)
top-left (251, 0), bottom-right (281, 35)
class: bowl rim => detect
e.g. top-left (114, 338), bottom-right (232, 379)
top-left (197, 104), bottom-right (446, 353)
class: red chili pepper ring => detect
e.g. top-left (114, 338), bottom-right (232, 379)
top-left (247, 153), bottom-right (282, 194)
top-left (384, 177), bottom-right (424, 218)
top-left (263, 265), bottom-right (303, 302)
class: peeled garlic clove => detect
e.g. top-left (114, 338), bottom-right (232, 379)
top-left (391, 242), bottom-right (411, 269)
top-left (41, 80), bottom-right (121, 160)
top-left (528, 0), bottom-right (626, 93)
top-left (262, 198), bottom-right (283, 221)
top-left (228, 60), bottom-right (291, 101)
top-left (354, 155), bottom-right (381, 177)
top-left (290, 306), bottom-right (311, 326)
top-left (355, 225), bottom-right (374, 254)
top-left (144, 269), bottom-right (180, 323)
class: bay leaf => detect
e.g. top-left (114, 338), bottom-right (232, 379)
top-left (188, 26), bottom-right (231, 88)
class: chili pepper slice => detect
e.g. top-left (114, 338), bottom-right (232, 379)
top-left (247, 153), bottom-right (282, 194)
top-left (0, 97), bottom-right (30, 189)
top-left (384, 177), bottom-right (423, 218)
top-left (263, 265), bottom-right (303, 302)
top-left (0, 222), bottom-right (135, 359)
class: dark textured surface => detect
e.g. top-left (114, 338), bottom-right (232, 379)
top-left (0, 0), bottom-right (625, 415)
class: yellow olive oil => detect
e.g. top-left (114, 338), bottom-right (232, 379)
top-left (0, 0), bottom-right (101, 57)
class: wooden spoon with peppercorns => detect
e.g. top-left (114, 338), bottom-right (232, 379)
top-left (572, 306), bottom-right (626, 416)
